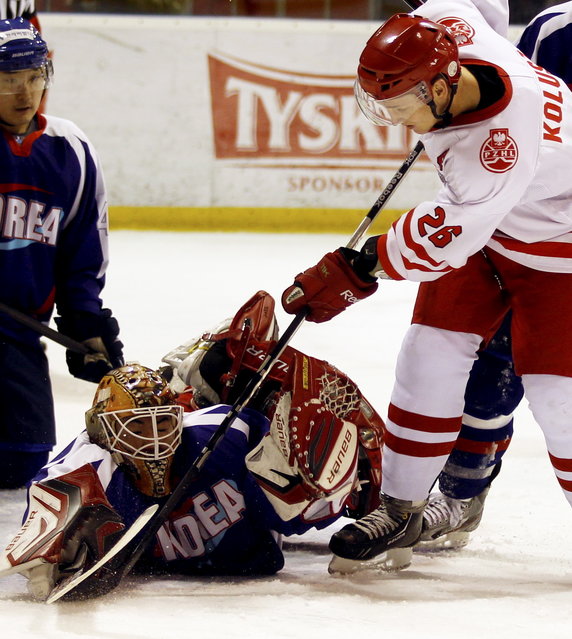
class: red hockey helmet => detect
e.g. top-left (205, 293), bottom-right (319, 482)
top-left (355, 13), bottom-right (460, 126)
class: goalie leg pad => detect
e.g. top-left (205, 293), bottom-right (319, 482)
top-left (0, 464), bottom-right (125, 600)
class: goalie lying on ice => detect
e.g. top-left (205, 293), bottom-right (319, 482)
top-left (0, 291), bottom-right (384, 600)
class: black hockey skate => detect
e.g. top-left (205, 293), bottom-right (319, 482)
top-left (416, 486), bottom-right (490, 551)
top-left (329, 493), bottom-right (426, 561)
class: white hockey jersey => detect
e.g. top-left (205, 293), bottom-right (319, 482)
top-left (378, 0), bottom-right (572, 280)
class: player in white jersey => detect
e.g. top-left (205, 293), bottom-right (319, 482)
top-left (281, 0), bottom-right (572, 565)
top-left (418, 0), bottom-right (572, 551)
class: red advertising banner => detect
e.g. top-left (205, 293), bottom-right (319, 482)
top-left (208, 52), bottom-right (419, 164)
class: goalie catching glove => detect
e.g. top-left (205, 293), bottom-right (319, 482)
top-left (281, 247), bottom-right (379, 323)
top-left (245, 350), bottom-right (383, 522)
top-left (0, 464), bottom-right (125, 601)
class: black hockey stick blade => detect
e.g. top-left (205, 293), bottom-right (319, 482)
top-left (0, 301), bottom-right (91, 355)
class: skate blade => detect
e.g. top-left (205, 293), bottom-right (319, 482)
top-left (414, 530), bottom-right (470, 553)
top-left (328, 547), bottom-right (412, 575)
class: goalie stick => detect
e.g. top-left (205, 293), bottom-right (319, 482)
top-left (47, 140), bottom-right (424, 602)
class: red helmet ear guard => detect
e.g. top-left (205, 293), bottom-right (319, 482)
top-left (357, 13), bottom-right (460, 101)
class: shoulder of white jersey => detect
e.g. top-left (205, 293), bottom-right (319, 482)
top-left (420, 0), bottom-right (502, 27)
top-left (467, 0), bottom-right (509, 36)
top-left (181, 403), bottom-right (262, 441)
top-left (420, 0), bottom-right (514, 60)
top-left (42, 114), bottom-right (93, 145)
top-left (35, 431), bottom-right (118, 491)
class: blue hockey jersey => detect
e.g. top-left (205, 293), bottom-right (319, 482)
top-left (33, 405), bottom-right (342, 576)
top-left (0, 113), bottom-right (109, 344)
top-left (516, 2), bottom-right (572, 89)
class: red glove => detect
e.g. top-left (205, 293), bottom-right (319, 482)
top-left (281, 249), bottom-right (378, 323)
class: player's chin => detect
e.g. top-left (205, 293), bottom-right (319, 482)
top-left (6, 110), bottom-right (33, 128)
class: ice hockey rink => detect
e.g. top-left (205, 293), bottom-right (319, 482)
top-left (2, 230), bottom-right (572, 639)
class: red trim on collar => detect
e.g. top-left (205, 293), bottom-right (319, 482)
top-left (4, 113), bottom-right (47, 157)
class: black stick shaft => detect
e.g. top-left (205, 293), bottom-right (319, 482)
top-left (0, 301), bottom-right (90, 355)
top-left (402, 0), bottom-right (424, 9)
top-left (346, 140), bottom-right (424, 249)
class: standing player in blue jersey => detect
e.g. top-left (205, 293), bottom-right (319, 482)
top-left (0, 292), bottom-right (385, 599)
top-left (416, 1), bottom-right (572, 551)
top-left (0, 18), bottom-right (123, 489)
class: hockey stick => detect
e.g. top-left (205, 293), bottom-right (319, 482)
top-left (403, 0), bottom-right (424, 9)
top-left (346, 139), bottom-right (424, 249)
top-left (46, 140), bottom-right (424, 603)
top-left (0, 301), bottom-right (90, 355)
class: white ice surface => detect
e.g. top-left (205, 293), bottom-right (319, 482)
top-left (1, 231), bottom-right (572, 639)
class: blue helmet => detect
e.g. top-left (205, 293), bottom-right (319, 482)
top-left (0, 17), bottom-right (49, 72)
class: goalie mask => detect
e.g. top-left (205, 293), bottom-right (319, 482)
top-left (85, 364), bottom-right (183, 498)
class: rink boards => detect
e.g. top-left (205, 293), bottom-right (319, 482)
top-left (41, 14), bottom-right (522, 232)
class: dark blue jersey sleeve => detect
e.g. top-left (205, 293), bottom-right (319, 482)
top-left (517, 9), bottom-right (572, 88)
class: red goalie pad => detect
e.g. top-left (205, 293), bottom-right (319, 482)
top-left (0, 464), bottom-right (125, 599)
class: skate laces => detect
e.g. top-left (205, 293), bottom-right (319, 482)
top-left (423, 494), bottom-right (468, 531)
top-left (351, 503), bottom-right (404, 540)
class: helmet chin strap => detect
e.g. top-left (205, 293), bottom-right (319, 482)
top-left (428, 81), bottom-right (459, 129)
